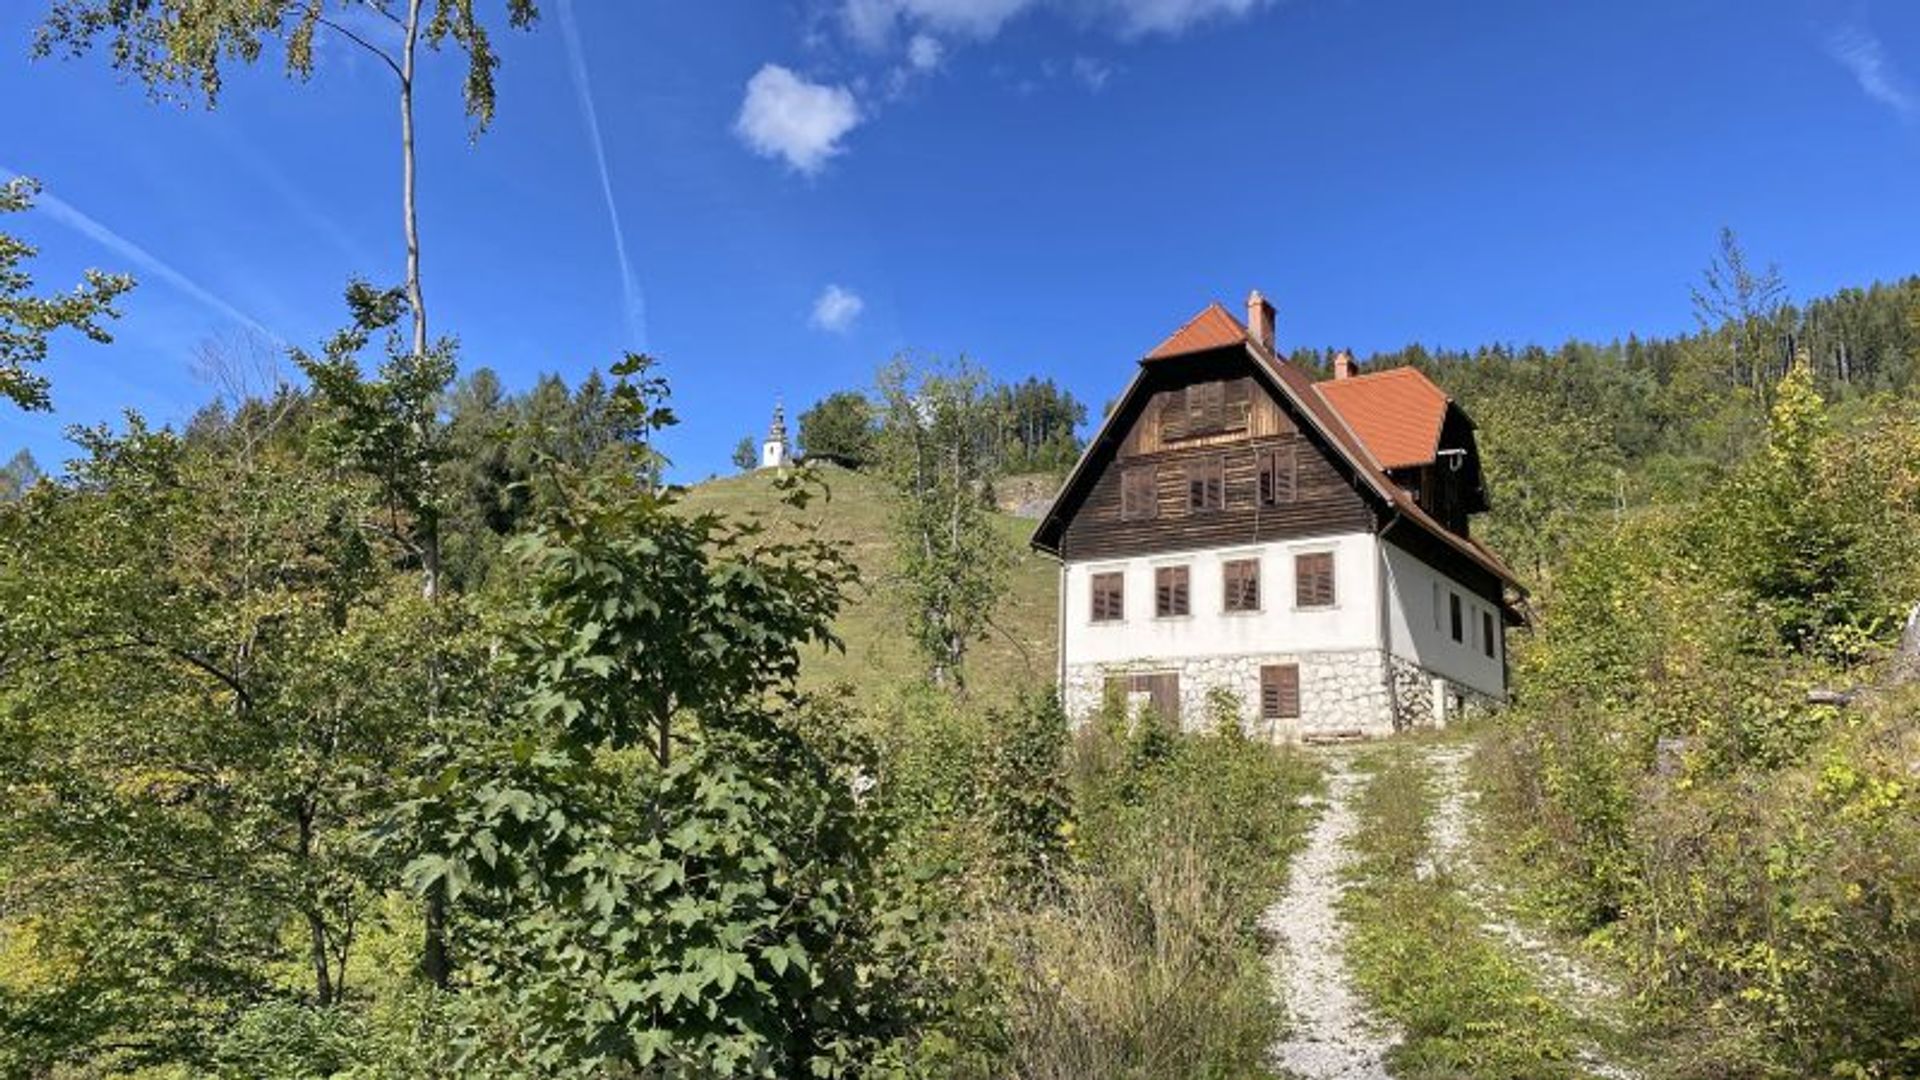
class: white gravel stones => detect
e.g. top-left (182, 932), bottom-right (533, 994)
top-left (1262, 752), bottom-right (1398, 1080)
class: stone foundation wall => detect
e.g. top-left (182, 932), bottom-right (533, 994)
top-left (1063, 650), bottom-right (1495, 742)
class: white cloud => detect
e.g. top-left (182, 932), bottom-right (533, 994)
top-left (735, 65), bottom-right (863, 174)
top-left (839, 0), bottom-right (1270, 46)
top-left (908, 33), bottom-right (945, 70)
top-left (1827, 25), bottom-right (1918, 121)
top-left (1104, 0), bottom-right (1268, 37)
top-left (1072, 55), bottom-right (1113, 91)
top-left (810, 285), bottom-right (865, 332)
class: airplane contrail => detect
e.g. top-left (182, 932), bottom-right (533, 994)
top-left (2, 164), bottom-right (281, 345)
top-left (556, 0), bottom-right (649, 352)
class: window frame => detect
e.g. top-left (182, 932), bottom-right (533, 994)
top-left (1120, 466), bottom-right (1158, 521)
top-left (1155, 564), bottom-right (1191, 618)
top-left (1186, 456), bottom-right (1225, 514)
top-left (1449, 591), bottom-right (1464, 643)
top-left (1222, 557), bottom-right (1262, 613)
top-left (1293, 550), bottom-right (1337, 610)
top-left (1260, 663), bottom-right (1301, 720)
top-left (1090, 571), bottom-right (1125, 624)
top-left (1481, 609), bottom-right (1496, 658)
top-left (1257, 445), bottom-right (1297, 507)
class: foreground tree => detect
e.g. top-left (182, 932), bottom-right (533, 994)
top-left (403, 370), bottom-right (933, 1075)
top-left (0, 412), bottom-right (440, 1069)
top-left (875, 359), bottom-right (1010, 690)
top-left (0, 177), bottom-right (134, 411)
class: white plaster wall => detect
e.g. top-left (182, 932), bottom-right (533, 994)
top-left (1380, 540), bottom-right (1506, 699)
top-left (1061, 532), bottom-right (1381, 669)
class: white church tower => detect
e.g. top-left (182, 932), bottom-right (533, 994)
top-left (760, 402), bottom-right (791, 470)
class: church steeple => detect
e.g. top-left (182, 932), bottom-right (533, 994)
top-left (760, 401), bottom-right (791, 470)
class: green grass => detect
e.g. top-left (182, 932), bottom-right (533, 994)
top-left (1341, 746), bottom-right (1585, 1079)
top-left (678, 464), bottom-right (1059, 704)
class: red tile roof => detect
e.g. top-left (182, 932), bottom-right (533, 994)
top-left (1313, 367), bottom-right (1450, 470)
top-left (1144, 302), bottom-right (1247, 360)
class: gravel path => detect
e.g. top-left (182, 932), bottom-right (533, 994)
top-left (1262, 752), bottom-right (1397, 1080)
top-left (1422, 743), bottom-right (1641, 1080)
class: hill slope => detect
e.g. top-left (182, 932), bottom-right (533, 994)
top-left (680, 464), bottom-right (1059, 703)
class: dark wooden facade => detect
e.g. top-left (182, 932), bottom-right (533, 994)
top-left (1052, 356), bottom-right (1373, 562)
top-left (1385, 406), bottom-right (1487, 536)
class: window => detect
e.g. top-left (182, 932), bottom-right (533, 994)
top-left (1260, 664), bottom-right (1300, 720)
top-left (1121, 466), bottom-right (1157, 521)
top-left (1106, 672), bottom-right (1180, 723)
top-left (1294, 552), bottom-right (1335, 608)
top-left (1155, 565), bottom-right (1190, 617)
top-left (1481, 610), bottom-right (1496, 658)
top-left (1449, 592), bottom-right (1464, 643)
top-left (1091, 572), bottom-right (1125, 623)
top-left (1160, 388), bottom-right (1187, 442)
top-left (1187, 457), bottom-right (1224, 513)
top-left (1431, 581), bottom-right (1442, 631)
top-left (1258, 446), bottom-right (1297, 506)
top-left (1223, 558), bottom-right (1261, 612)
top-left (1187, 380), bottom-right (1224, 434)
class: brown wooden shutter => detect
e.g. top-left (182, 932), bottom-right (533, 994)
top-left (1091, 572), bottom-right (1124, 622)
top-left (1161, 388), bottom-right (1187, 441)
top-left (1144, 672), bottom-right (1180, 724)
top-left (1187, 457), bottom-right (1224, 513)
top-left (1258, 446), bottom-right (1297, 506)
top-left (1294, 552), bottom-right (1335, 608)
top-left (1224, 378), bottom-right (1252, 433)
top-left (1156, 565), bottom-right (1189, 617)
top-left (1223, 558), bottom-right (1260, 612)
top-left (1121, 467), bottom-right (1158, 521)
top-left (1261, 664), bottom-right (1300, 720)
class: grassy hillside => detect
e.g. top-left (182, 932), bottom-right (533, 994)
top-left (680, 464), bottom-right (1058, 703)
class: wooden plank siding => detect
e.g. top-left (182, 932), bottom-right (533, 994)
top-left (1057, 370), bottom-right (1374, 562)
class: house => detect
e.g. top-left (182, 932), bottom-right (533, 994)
top-left (1030, 291), bottom-right (1524, 740)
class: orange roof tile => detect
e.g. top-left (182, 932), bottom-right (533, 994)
top-left (1144, 302), bottom-right (1247, 360)
top-left (1313, 366), bottom-right (1450, 470)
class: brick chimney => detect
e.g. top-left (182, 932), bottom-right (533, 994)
top-left (1246, 290), bottom-right (1276, 352)
top-left (1332, 349), bottom-right (1358, 380)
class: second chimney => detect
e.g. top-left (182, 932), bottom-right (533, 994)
top-left (1247, 290), bottom-right (1276, 352)
top-left (1332, 349), bottom-right (1358, 380)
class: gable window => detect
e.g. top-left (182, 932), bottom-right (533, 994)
top-left (1121, 466), bottom-right (1157, 521)
top-left (1257, 445), bottom-right (1297, 506)
top-left (1091, 572), bottom-right (1125, 623)
top-left (1160, 388), bottom-right (1188, 442)
top-left (1187, 457), bottom-right (1224, 513)
top-left (1260, 664), bottom-right (1300, 720)
top-left (1481, 610), bottom-right (1496, 658)
top-left (1449, 592), bottom-right (1464, 643)
top-left (1155, 565), bottom-right (1190, 617)
top-left (1187, 380), bottom-right (1224, 434)
top-left (1294, 551), bottom-right (1335, 609)
top-left (1223, 558), bottom-right (1261, 613)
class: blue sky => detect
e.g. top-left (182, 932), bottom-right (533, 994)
top-left (4, 0), bottom-right (1918, 480)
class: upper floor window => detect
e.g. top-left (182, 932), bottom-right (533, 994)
top-left (1449, 592), bottom-right (1464, 643)
top-left (1091, 572), bottom-right (1125, 623)
top-left (1155, 565), bottom-right (1191, 617)
top-left (1223, 558), bottom-right (1261, 612)
top-left (1187, 457), bottom-right (1224, 513)
top-left (1481, 610), bottom-right (1496, 658)
top-left (1258, 445), bottom-right (1297, 506)
top-left (1121, 466), bottom-right (1157, 521)
top-left (1294, 552), bottom-right (1336, 609)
